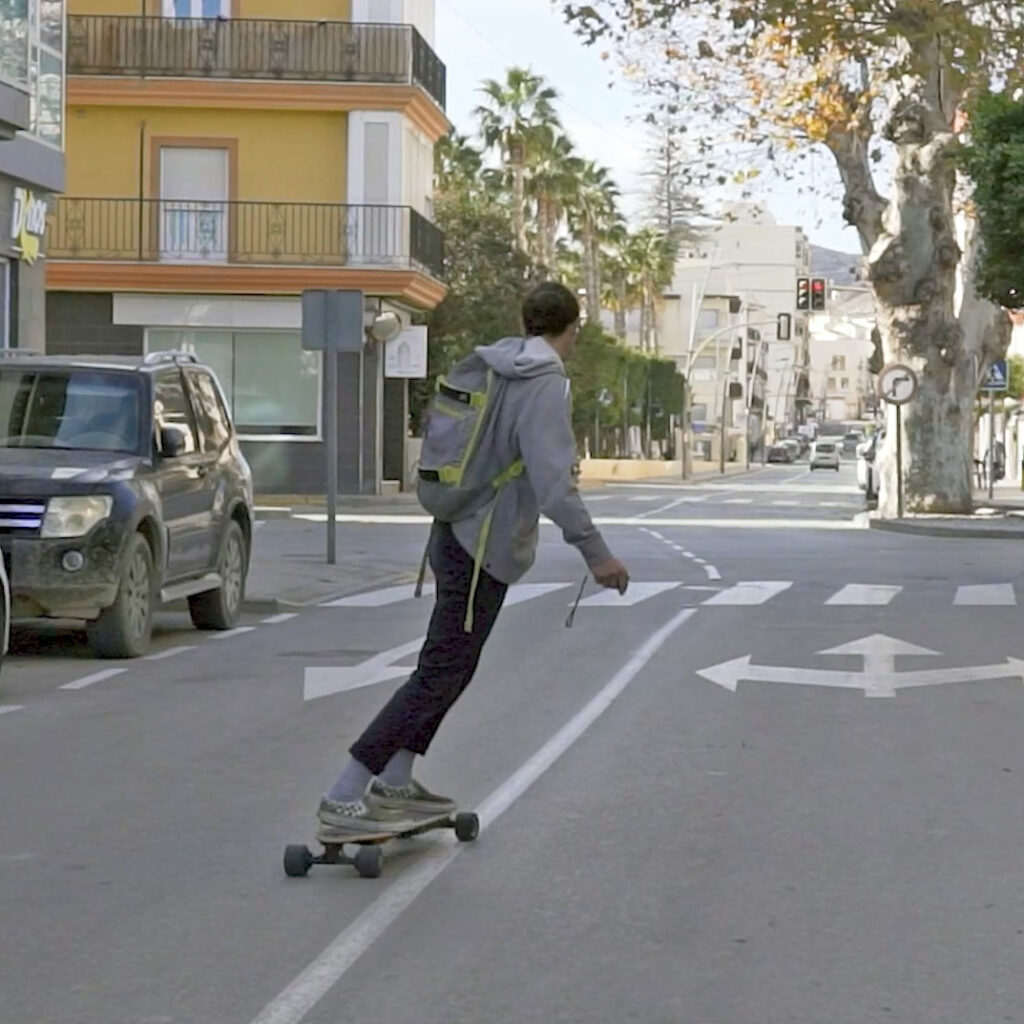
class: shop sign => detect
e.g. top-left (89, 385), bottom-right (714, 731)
top-left (384, 326), bottom-right (428, 379)
top-left (11, 188), bottom-right (47, 264)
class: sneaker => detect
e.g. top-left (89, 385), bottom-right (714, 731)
top-left (315, 796), bottom-right (418, 838)
top-left (369, 778), bottom-right (457, 816)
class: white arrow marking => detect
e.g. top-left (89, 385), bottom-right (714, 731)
top-left (826, 584), bottom-right (902, 606)
top-left (819, 634), bottom-right (939, 697)
top-left (885, 659), bottom-right (1024, 690)
top-left (304, 637), bottom-right (424, 702)
top-left (697, 656), bottom-right (867, 693)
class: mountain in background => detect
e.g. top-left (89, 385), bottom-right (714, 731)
top-left (811, 245), bottom-right (863, 285)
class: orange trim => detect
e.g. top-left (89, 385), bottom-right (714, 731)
top-left (45, 260), bottom-right (446, 310)
top-left (67, 78), bottom-right (451, 142)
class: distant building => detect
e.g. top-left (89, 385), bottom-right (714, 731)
top-left (807, 286), bottom-right (876, 423)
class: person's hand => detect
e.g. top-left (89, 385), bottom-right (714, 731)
top-left (592, 557), bottom-right (629, 594)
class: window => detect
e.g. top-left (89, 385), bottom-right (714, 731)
top-left (827, 377), bottom-right (837, 390)
top-left (154, 370), bottom-right (199, 455)
top-left (0, 370), bottom-right (141, 452)
top-left (164, 0), bottom-right (231, 16)
top-left (4, 0), bottom-right (65, 147)
top-left (148, 329), bottom-right (320, 438)
top-left (831, 355), bottom-right (846, 372)
top-left (841, 377), bottom-right (850, 390)
top-left (186, 369), bottom-right (232, 451)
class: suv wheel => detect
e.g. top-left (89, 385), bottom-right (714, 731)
top-left (189, 521), bottom-right (247, 631)
top-left (87, 533), bottom-right (154, 659)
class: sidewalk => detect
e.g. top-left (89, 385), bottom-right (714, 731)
top-left (244, 515), bottom-right (428, 612)
top-left (868, 479), bottom-right (1024, 539)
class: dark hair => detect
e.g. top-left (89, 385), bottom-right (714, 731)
top-left (522, 282), bottom-right (580, 338)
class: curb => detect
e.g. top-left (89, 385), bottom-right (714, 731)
top-left (242, 570), bottom-right (420, 615)
top-left (868, 518), bottom-right (1024, 540)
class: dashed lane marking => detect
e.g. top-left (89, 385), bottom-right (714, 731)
top-left (263, 613), bottom-right (300, 624)
top-left (60, 668), bottom-right (128, 691)
top-left (144, 645), bottom-right (196, 661)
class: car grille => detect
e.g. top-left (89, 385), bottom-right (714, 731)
top-left (0, 500), bottom-right (46, 535)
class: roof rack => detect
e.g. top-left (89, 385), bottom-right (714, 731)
top-left (143, 350), bottom-right (199, 367)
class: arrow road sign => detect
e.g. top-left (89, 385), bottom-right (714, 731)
top-left (697, 633), bottom-right (1024, 698)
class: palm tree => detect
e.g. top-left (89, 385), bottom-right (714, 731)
top-left (525, 126), bottom-right (578, 271)
top-left (567, 160), bottom-right (622, 325)
top-left (435, 132), bottom-right (484, 196)
top-left (475, 68), bottom-right (561, 255)
top-left (616, 229), bottom-right (677, 353)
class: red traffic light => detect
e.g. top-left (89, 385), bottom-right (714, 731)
top-left (811, 278), bottom-right (827, 311)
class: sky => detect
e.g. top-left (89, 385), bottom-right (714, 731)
top-left (434, 0), bottom-right (862, 255)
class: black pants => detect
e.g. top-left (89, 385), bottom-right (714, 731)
top-left (349, 521), bottom-right (508, 776)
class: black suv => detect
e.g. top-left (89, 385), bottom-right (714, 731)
top-left (0, 350), bottom-right (254, 658)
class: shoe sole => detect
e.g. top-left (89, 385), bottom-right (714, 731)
top-left (370, 797), bottom-right (457, 816)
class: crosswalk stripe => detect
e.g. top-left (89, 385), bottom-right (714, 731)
top-left (826, 584), bottom-right (902, 606)
top-left (702, 581), bottom-right (792, 606)
top-left (723, 498), bottom-right (754, 504)
top-left (325, 583), bottom-right (434, 607)
top-left (504, 583), bottom-right (574, 607)
top-left (954, 583), bottom-right (1017, 606)
top-left (576, 581), bottom-right (681, 607)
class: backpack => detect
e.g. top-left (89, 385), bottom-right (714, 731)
top-left (414, 350), bottom-right (524, 630)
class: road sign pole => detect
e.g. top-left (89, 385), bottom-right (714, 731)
top-left (896, 403), bottom-right (904, 519)
top-left (325, 346), bottom-right (338, 564)
top-left (988, 388), bottom-right (996, 500)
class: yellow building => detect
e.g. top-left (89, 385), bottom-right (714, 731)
top-left (46, 0), bottom-right (448, 494)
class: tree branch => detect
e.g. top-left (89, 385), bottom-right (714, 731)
top-left (824, 125), bottom-right (886, 253)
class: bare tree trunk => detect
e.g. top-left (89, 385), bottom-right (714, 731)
top-left (613, 270), bottom-right (627, 340)
top-left (584, 225), bottom-right (601, 324)
top-left (513, 161), bottom-right (527, 254)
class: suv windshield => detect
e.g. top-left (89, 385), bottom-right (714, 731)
top-left (0, 369), bottom-right (142, 453)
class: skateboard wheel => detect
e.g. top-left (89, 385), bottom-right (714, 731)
top-left (454, 812), bottom-right (480, 842)
top-left (354, 846), bottom-right (383, 878)
top-left (283, 844), bottom-right (313, 878)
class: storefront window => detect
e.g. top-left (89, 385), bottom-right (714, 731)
top-left (147, 329), bottom-right (321, 438)
top-left (29, 0), bottom-right (64, 148)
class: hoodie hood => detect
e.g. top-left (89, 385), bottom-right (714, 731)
top-left (475, 335), bottom-right (565, 380)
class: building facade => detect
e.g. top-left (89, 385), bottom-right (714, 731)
top-left (660, 204), bottom-right (811, 459)
top-left (807, 286), bottom-right (876, 424)
top-left (1, 0), bottom-right (66, 350)
top-left (45, 0), bottom-right (447, 494)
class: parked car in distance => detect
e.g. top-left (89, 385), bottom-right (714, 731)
top-left (767, 443), bottom-right (793, 464)
top-left (781, 438), bottom-right (803, 461)
top-left (842, 431), bottom-right (864, 456)
top-left (785, 435), bottom-right (810, 456)
top-left (810, 440), bottom-right (841, 471)
top-left (0, 350), bottom-right (254, 658)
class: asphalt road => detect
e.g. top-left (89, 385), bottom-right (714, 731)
top-left (5, 461), bottom-right (1024, 1023)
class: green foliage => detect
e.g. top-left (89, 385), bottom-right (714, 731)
top-left (1010, 355), bottom-right (1024, 400)
top-left (960, 90), bottom-right (1024, 310)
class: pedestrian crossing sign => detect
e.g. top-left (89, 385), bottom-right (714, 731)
top-left (981, 359), bottom-right (1008, 391)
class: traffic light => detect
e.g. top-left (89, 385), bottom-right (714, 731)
top-left (776, 313), bottom-right (792, 341)
top-left (810, 277), bottom-right (827, 311)
top-left (796, 277), bottom-right (810, 311)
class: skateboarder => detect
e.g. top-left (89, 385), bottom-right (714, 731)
top-left (315, 281), bottom-right (630, 838)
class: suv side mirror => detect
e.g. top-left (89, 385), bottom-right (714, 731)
top-left (160, 425), bottom-right (188, 458)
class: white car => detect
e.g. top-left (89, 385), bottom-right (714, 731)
top-left (810, 440), bottom-right (841, 471)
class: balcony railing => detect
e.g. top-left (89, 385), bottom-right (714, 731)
top-left (66, 15), bottom-right (446, 109)
top-left (48, 198), bottom-right (445, 280)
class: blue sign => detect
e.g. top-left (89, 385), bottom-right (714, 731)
top-left (981, 360), bottom-right (1009, 392)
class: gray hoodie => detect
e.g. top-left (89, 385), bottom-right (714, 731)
top-left (449, 335), bottom-right (612, 584)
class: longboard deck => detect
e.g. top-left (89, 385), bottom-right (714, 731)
top-left (315, 811), bottom-right (454, 847)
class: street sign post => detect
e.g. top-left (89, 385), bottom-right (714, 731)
top-left (878, 363), bottom-right (918, 518)
top-left (302, 289), bottom-right (365, 564)
top-left (979, 360), bottom-right (1008, 499)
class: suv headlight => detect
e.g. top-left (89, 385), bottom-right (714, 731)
top-left (41, 496), bottom-right (113, 539)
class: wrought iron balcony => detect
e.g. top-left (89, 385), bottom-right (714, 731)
top-left (48, 198), bottom-right (444, 280)
top-left (67, 15), bottom-right (446, 109)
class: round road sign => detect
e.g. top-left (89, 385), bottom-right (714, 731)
top-left (878, 363), bottom-right (918, 406)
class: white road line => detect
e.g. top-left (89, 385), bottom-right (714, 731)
top-left (826, 584), bottom-right (902, 606)
top-left (0, 705), bottom-right (24, 716)
top-left (503, 583), bottom-right (573, 607)
top-left (703, 581), bottom-right (792, 606)
top-left (210, 626), bottom-right (256, 641)
top-left (704, 566), bottom-right (722, 581)
top-left (955, 584), bottom-right (1017, 606)
top-left (60, 668), bottom-right (127, 691)
top-left (249, 607), bottom-right (697, 1024)
top-left (263, 613), bottom-right (300, 624)
top-left (144, 645), bottom-right (196, 661)
top-left (576, 581), bottom-right (680, 607)
top-left (324, 583), bottom-right (434, 608)
top-left (722, 498), bottom-right (753, 505)
top-left (820, 501), bottom-right (855, 509)
top-left (772, 500), bottom-right (800, 507)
